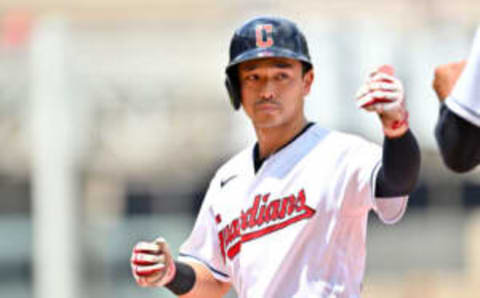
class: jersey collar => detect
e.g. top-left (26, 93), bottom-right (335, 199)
top-left (252, 122), bottom-right (315, 173)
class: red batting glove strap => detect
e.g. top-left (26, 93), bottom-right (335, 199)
top-left (391, 111), bottom-right (409, 130)
top-left (383, 110), bottom-right (409, 138)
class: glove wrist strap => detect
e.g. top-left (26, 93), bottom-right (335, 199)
top-left (382, 110), bottom-right (409, 138)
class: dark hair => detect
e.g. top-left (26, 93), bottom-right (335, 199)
top-left (302, 62), bottom-right (313, 76)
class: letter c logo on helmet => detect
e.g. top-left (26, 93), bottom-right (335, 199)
top-left (225, 16), bottom-right (313, 110)
top-left (255, 24), bottom-right (274, 48)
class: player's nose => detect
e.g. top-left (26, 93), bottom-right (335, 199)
top-left (259, 80), bottom-right (276, 100)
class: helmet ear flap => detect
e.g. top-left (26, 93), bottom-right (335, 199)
top-left (225, 71), bottom-right (241, 110)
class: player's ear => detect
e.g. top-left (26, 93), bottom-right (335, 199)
top-left (302, 69), bottom-right (314, 96)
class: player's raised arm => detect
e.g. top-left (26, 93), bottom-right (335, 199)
top-left (433, 61), bottom-right (480, 173)
top-left (130, 238), bottom-right (230, 297)
top-left (356, 65), bottom-right (420, 197)
top-left (432, 28), bottom-right (480, 173)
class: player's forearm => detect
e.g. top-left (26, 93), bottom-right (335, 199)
top-left (435, 104), bottom-right (480, 173)
top-left (170, 261), bottom-right (230, 298)
top-left (375, 129), bottom-right (420, 197)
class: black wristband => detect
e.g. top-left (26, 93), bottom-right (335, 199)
top-left (165, 261), bottom-right (196, 295)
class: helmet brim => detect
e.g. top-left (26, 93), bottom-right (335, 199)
top-left (225, 47), bottom-right (312, 73)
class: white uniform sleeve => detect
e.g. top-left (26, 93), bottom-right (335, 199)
top-left (370, 161), bottom-right (409, 224)
top-left (343, 138), bottom-right (408, 224)
top-left (178, 178), bottom-right (231, 282)
top-left (446, 26), bottom-right (480, 127)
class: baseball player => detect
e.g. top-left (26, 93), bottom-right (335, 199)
top-left (130, 16), bottom-right (420, 297)
top-left (433, 27), bottom-right (480, 173)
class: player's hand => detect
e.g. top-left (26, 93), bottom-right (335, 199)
top-left (356, 65), bottom-right (409, 138)
top-left (432, 60), bottom-right (466, 102)
top-left (130, 237), bottom-right (176, 288)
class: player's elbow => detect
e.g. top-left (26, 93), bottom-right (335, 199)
top-left (435, 105), bottom-right (480, 173)
top-left (436, 128), bottom-right (479, 173)
top-left (441, 153), bottom-right (478, 173)
top-left (376, 161), bottom-right (420, 197)
top-left (391, 170), bottom-right (419, 196)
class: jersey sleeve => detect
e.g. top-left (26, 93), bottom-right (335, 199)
top-left (445, 26), bottom-right (480, 127)
top-left (343, 138), bottom-right (408, 224)
top-left (178, 177), bottom-right (231, 283)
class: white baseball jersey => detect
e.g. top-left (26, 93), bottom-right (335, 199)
top-left (179, 124), bottom-right (408, 298)
top-left (446, 26), bottom-right (480, 127)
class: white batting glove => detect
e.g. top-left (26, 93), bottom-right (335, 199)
top-left (356, 65), bottom-right (409, 138)
top-left (130, 237), bottom-right (176, 288)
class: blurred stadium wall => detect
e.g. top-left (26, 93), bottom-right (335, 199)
top-left (0, 1), bottom-right (480, 297)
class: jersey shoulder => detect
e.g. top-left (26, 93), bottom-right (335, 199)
top-left (309, 128), bottom-right (381, 165)
top-left (322, 128), bottom-right (380, 151)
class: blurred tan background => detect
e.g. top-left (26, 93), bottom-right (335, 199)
top-left (1, 0), bottom-right (480, 297)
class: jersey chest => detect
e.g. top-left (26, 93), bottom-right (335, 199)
top-left (211, 155), bottom-right (344, 266)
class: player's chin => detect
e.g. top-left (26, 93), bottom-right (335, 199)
top-left (252, 115), bottom-right (283, 129)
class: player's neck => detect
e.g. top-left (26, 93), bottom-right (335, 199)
top-left (255, 117), bottom-right (308, 159)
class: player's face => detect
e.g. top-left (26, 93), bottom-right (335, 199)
top-left (238, 57), bottom-right (314, 129)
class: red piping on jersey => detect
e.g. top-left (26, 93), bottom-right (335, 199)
top-left (217, 189), bottom-right (315, 262)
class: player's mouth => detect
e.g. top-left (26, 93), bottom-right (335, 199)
top-left (255, 99), bottom-right (280, 111)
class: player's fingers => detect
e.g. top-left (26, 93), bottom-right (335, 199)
top-left (369, 90), bottom-right (401, 101)
top-left (385, 78), bottom-right (403, 92)
top-left (134, 263), bottom-right (166, 277)
top-left (369, 102), bottom-right (401, 114)
top-left (133, 266), bottom-right (165, 286)
top-left (356, 93), bottom-right (373, 108)
top-left (131, 256), bottom-right (169, 288)
top-left (380, 100), bottom-right (404, 112)
top-left (136, 275), bottom-right (153, 288)
top-left (143, 270), bottom-right (166, 285)
top-left (356, 93), bottom-right (378, 109)
top-left (369, 73), bottom-right (396, 83)
top-left (357, 77), bottom-right (402, 100)
top-left (368, 65), bottom-right (395, 78)
top-left (368, 103), bottom-right (384, 114)
top-left (131, 253), bottom-right (165, 266)
top-left (358, 92), bottom-right (403, 109)
top-left (355, 84), bottom-right (370, 99)
top-left (154, 237), bottom-right (169, 252)
top-left (131, 265), bottom-right (142, 282)
top-left (133, 242), bottom-right (160, 254)
top-left (377, 64), bottom-right (395, 75)
top-left (357, 92), bottom-right (395, 108)
top-left (132, 265), bottom-right (148, 288)
top-left (137, 278), bottom-right (148, 287)
top-left (154, 237), bottom-right (167, 244)
top-left (367, 82), bottom-right (399, 92)
top-left (358, 97), bottom-right (392, 110)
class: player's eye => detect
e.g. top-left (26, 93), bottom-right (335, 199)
top-left (244, 74), bottom-right (259, 81)
top-left (276, 72), bottom-right (290, 80)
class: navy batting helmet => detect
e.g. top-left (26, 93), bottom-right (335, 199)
top-left (225, 16), bottom-right (313, 110)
